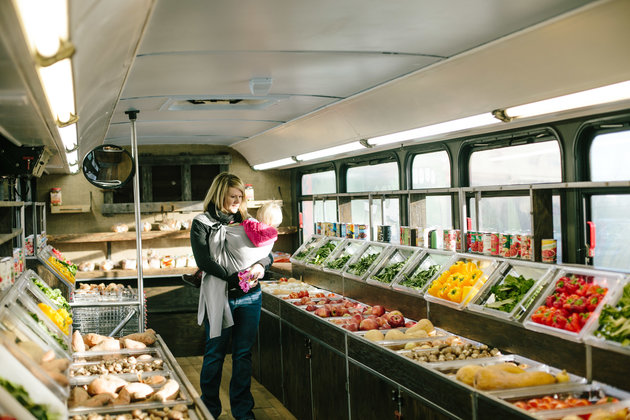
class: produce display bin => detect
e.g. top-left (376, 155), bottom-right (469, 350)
top-left (424, 254), bottom-right (502, 310)
top-left (322, 239), bottom-right (369, 274)
top-left (467, 260), bottom-right (555, 323)
top-left (492, 381), bottom-right (630, 419)
top-left (532, 400), bottom-right (630, 420)
top-left (70, 347), bottom-right (168, 380)
top-left (584, 278), bottom-right (630, 355)
top-left (342, 242), bottom-right (390, 281)
top-left (392, 249), bottom-right (453, 295)
top-left (304, 236), bottom-right (346, 270)
top-left (523, 267), bottom-right (623, 343)
top-left (260, 279), bottom-right (328, 297)
top-left (289, 235), bottom-right (327, 265)
top-left (366, 245), bottom-right (422, 288)
top-left (37, 244), bottom-right (76, 287)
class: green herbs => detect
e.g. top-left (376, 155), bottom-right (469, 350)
top-left (31, 277), bottom-right (70, 312)
top-left (400, 264), bottom-right (441, 290)
top-left (308, 241), bottom-right (338, 265)
top-left (326, 254), bottom-right (351, 270)
top-left (348, 252), bottom-right (380, 276)
top-left (595, 283), bottom-right (630, 346)
top-left (373, 261), bottom-right (406, 283)
top-left (29, 313), bottom-right (68, 351)
top-left (484, 274), bottom-right (535, 313)
top-left (0, 377), bottom-right (57, 420)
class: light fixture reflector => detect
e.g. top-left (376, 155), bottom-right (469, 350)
top-left (296, 141), bottom-right (365, 162)
top-left (253, 157), bottom-right (295, 170)
top-left (38, 58), bottom-right (75, 124)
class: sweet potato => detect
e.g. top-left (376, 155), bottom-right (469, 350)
top-left (124, 382), bottom-right (155, 400)
top-left (88, 338), bottom-right (121, 352)
top-left (87, 374), bottom-right (128, 395)
top-left (81, 393), bottom-right (115, 407)
top-left (83, 333), bottom-right (110, 348)
top-left (473, 366), bottom-right (556, 391)
top-left (122, 338), bottom-right (146, 350)
top-left (41, 358), bottom-right (70, 373)
top-left (152, 379), bottom-right (179, 402)
top-left (68, 387), bottom-right (90, 408)
top-left (72, 330), bottom-right (86, 352)
top-left (112, 388), bottom-right (131, 405)
top-left (121, 329), bottom-right (157, 346)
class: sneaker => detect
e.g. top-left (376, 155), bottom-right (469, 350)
top-left (181, 273), bottom-right (202, 288)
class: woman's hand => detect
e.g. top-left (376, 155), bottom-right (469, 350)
top-left (248, 263), bottom-right (265, 287)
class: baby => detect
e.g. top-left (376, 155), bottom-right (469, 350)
top-left (183, 202), bottom-right (283, 288)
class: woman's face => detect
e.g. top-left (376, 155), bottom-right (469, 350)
top-left (223, 187), bottom-right (243, 214)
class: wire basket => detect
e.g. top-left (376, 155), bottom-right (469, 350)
top-left (71, 292), bottom-right (147, 337)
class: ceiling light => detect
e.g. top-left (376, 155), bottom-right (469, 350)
top-left (15, 0), bottom-right (68, 57)
top-left (38, 58), bottom-right (76, 125)
top-left (249, 77), bottom-right (273, 96)
top-left (68, 162), bottom-right (79, 173)
top-left (296, 141), bottom-right (365, 162)
top-left (368, 113), bottom-right (499, 146)
top-left (494, 80), bottom-right (630, 122)
top-left (66, 149), bottom-right (78, 166)
top-left (58, 124), bottom-right (77, 151)
top-left (253, 157), bottom-right (295, 170)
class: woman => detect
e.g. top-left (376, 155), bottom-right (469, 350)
top-left (190, 172), bottom-right (273, 420)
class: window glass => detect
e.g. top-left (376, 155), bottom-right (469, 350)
top-left (371, 198), bottom-right (400, 243)
top-left (347, 162), bottom-right (399, 192)
top-left (301, 170), bottom-right (336, 195)
top-left (426, 196), bottom-right (452, 229)
top-left (191, 165), bottom-right (220, 200)
top-left (301, 200), bottom-right (314, 241)
top-left (411, 151), bottom-right (450, 188)
top-left (152, 165), bottom-right (182, 201)
top-left (469, 141), bottom-right (561, 186)
top-left (350, 199), bottom-right (370, 225)
top-left (590, 130), bottom-right (630, 181)
top-left (591, 195), bottom-right (630, 270)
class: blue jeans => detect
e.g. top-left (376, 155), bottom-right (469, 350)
top-left (200, 289), bottom-right (262, 420)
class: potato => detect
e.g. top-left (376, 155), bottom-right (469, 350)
top-left (384, 329), bottom-right (406, 341)
top-left (364, 330), bottom-right (385, 342)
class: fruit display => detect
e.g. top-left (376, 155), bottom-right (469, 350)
top-left (71, 353), bottom-right (165, 377)
top-left (37, 303), bottom-right (71, 336)
top-left (260, 277), bottom-right (323, 296)
top-left (527, 273), bottom-right (614, 339)
top-left (425, 259), bottom-right (497, 308)
top-left (483, 274), bottom-right (536, 314)
top-left (30, 276), bottom-right (70, 313)
top-left (398, 264), bottom-right (441, 290)
top-left (593, 282), bottom-right (630, 347)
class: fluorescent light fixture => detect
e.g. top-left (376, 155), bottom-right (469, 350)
top-left (38, 58), bottom-right (75, 124)
top-left (66, 150), bottom-right (78, 166)
top-left (68, 162), bottom-right (79, 173)
top-left (15, 0), bottom-right (68, 57)
top-left (253, 157), bottom-right (296, 170)
top-left (296, 141), bottom-right (365, 161)
top-left (368, 113), bottom-right (499, 146)
top-left (497, 80), bottom-right (630, 121)
top-left (58, 124), bottom-right (77, 151)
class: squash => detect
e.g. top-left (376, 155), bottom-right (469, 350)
top-left (473, 366), bottom-right (556, 390)
top-left (455, 365), bottom-right (484, 386)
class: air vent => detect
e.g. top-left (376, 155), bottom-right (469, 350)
top-left (165, 96), bottom-right (285, 111)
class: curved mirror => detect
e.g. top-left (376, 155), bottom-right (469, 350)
top-left (82, 145), bottom-right (135, 189)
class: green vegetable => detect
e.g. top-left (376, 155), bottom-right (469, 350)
top-left (0, 377), bottom-right (58, 420)
top-left (400, 264), bottom-right (441, 289)
top-left (308, 241), bottom-right (338, 265)
top-left (53, 258), bottom-right (77, 276)
top-left (348, 252), bottom-right (380, 276)
top-left (373, 261), bottom-right (406, 283)
top-left (595, 283), bottom-right (630, 346)
top-left (326, 254), bottom-right (351, 270)
top-left (30, 277), bottom-right (70, 312)
top-left (484, 274), bottom-right (535, 313)
top-left (295, 242), bottom-right (317, 260)
top-left (29, 313), bottom-right (68, 351)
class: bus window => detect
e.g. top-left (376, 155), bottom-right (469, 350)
top-left (301, 200), bottom-right (314, 238)
top-left (589, 129), bottom-right (630, 270)
top-left (350, 198), bottom-right (400, 242)
top-left (469, 141), bottom-right (561, 186)
top-left (411, 151), bottom-right (450, 188)
top-left (301, 170), bottom-right (336, 195)
top-left (426, 196), bottom-right (452, 229)
top-left (301, 199), bottom-right (338, 241)
top-left (347, 162), bottom-right (399, 192)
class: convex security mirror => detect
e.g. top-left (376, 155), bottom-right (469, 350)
top-left (82, 144), bottom-right (135, 189)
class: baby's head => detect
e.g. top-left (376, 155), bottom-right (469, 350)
top-left (256, 202), bottom-right (283, 227)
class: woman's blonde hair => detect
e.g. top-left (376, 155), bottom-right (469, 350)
top-left (256, 202), bottom-right (283, 227)
top-left (202, 172), bottom-right (249, 220)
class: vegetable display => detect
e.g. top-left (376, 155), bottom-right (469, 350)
top-left (483, 274), bottom-right (535, 313)
top-left (37, 303), bottom-right (71, 336)
top-left (347, 252), bottom-right (380, 276)
top-left (400, 264), bottom-right (440, 290)
top-left (29, 313), bottom-right (68, 351)
top-left (372, 261), bottom-right (406, 284)
top-left (0, 377), bottom-right (56, 420)
top-left (30, 277), bottom-right (70, 312)
top-left (511, 394), bottom-right (619, 412)
top-left (594, 282), bottom-right (630, 346)
top-left (426, 261), bottom-right (487, 304)
top-left (326, 254), bottom-right (351, 270)
top-left (530, 274), bottom-right (608, 333)
top-left (308, 241), bottom-right (338, 265)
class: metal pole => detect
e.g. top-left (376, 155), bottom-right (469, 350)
top-left (125, 109), bottom-right (144, 333)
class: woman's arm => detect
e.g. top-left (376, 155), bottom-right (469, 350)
top-left (190, 219), bottom-right (229, 279)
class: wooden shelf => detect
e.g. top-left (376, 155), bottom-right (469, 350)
top-left (247, 199), bottom-right (283, 209)
top-left (50, 204), bottom-right (91, 214)
top-left (0, 201), bottom-right (24, 208)
top-left (0, 228), bottom-right (23, 246)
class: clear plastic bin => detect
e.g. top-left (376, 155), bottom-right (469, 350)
top-left (523, 267), bottom-right (623, 343)
top-left (366, 245), bottom-right (422, 288)
top-left (467, 261), bottom-right (555, 323)
top-left (38, 244), bottom-right (76, 285)
top-left (342, 242), bottom-right (390, 281)
top-left (584, 277), bottom-right (630, 355)
top-left (392, 249), bottom-right (454, 295)
top-left (322, 239), bottom-right (369, 274)
top-left (289, 235), bottom-right (327, 265)
top-left (424, 255), bottom-right (502, 310)
top-left (304, 237), bottom-right (346, 269)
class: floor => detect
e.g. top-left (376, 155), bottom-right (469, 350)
top-left (176, 355), bottom-right (296, 420)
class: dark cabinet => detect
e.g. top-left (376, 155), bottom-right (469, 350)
top-left (310, 339), bottom-right (349, 420)
top-left (348, 360), bottom-right (399, 420)
top-left (281, 322), bottom-right (313, 420)
top-left (255, 309), bottom-right (283, 401)
top-left (399, 389), bottom-right (451, 420)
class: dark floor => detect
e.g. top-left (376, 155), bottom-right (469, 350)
top-left (176, 354), bottom-right (296, 420)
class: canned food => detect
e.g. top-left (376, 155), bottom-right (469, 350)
top-left (499, 233), bottom-right (511, 257)
top-left (482, 232), bottom-right (492, 255)
top-left (520, 234), bottom-right (532, 260)
top-left (489, 232), bottom-right (499, 255)
top-left (429, 229), bottom-right (438, 249)
top-left (400, 226), bottom-right (410, 245)
top-left (411, 228), bottom-right (419, 247)
top-left (346, 224), bottom-right (355, 239)
top-left (509, 233), bottom-right (521, 258)
top-left (475, 232), bottom-right (484, 253)
top-left (443, 229), bottom-right (457, 251)
top-left (377, 225), bottom-right (392, 243)
top-left (356, 224), bottom-right (368, 240)
top-left (467, 231), bottom-right (475, 253)
top-left (50, 187), bottom-right (62, 206)
top-left (541, 239), bottom-right (557, 263)
top-left (315, 222), bottom-right (323, 235)
top-left (455, 229), bottom-right (462, 251)
top-left (339, 223), bottom-right (347, 238)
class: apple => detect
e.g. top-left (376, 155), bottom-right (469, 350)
top-left (331, 305), bottom-right (348, 317)
top-left (379, 322), bottom-right (391, 330)
top-left (371, 305), bottom-right (385, 316)
top-left (388, 313), bottom-right (405, 328)
top-left (351, 314), bottom-right (363, 325)
top-left (359, 318), bottom-right (379, 331)
top-left (314, 307), bottom-right (331, 318)
top-left (343, 323), bottom-right (358, 332)
top-left (375, 316), bottom-right (388, 327)
top-left (305, 304), bottom-right (317, 312)
top-left (405, 321), bottom-right (417, 328)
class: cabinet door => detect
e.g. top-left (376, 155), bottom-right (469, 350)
top-left (256, 310), bottom-right (283, 401)
top-left (348, 360), bottom-right (398, 420)
top-left (281, 322), bottom-right (312, 420)
top-left (400, 389), bottom-right (452, 420)
top-left (310, 340), bottom-right (349, 420)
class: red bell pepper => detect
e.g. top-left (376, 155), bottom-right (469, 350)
top-left (531, 306), bottom-right (546, 324)
top-left (586, 295), bottom-right (600, 312)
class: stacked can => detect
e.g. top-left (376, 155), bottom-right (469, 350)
top-left (443, 229), bottom-right (458, 251)
top-left (489, 232), bottom-right (500, 256)
top-left (509, 234), bottom-right (521, 258)
top-left (541, 239), bottom-right (557, 263)
top-left (346, 224), bottom-right (355, 239)
top-left (455, 229), bottom-right (462, 251)
top-left (467, 231), bottom-right (476, 253)
top-left (339, 223), bottom-right (347, 238)
top-left (520, 234), bottom-right (533, 260)
top-left (315, 222), bottom-right (323, 235)
top-left (400, 226), bottom-right (410, 245)
top-left (498, 233), bottom-right (511, 257)
top-left (356, 224), bottom-right (368, 240)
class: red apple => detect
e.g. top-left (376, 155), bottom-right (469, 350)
top-left (305, 304), bottom-right (317, 312)
top-left (314, 307), bottom-right (331, 318)
top-left (388, 313), bottom-right (405, 328)
top-left (371, 305), bottom-right (386, 316)
top-left (331, 305), bottom-right (348, 317)
top-left (375, 316), bottom-right (388, 327)
top-left (405, 321), bottom-right (417, 328)
top-left (379, 322), bottom-right (391, 330)
top-left (343, 323), bottom-right (358, 332)
top-left (351, 314), bottom-right (363, 325)
top-left (359, 318), bottom-right (379, 331)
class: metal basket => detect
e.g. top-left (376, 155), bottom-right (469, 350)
top-left (71, 292), bottom-right (147, 337)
